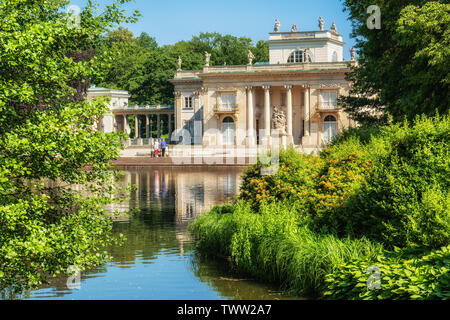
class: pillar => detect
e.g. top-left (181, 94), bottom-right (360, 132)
top-left (168, 114), bottom-right (173, 141)
top-left (246, 86), bottom-right (255, 147)
top-left (262, 85), bottom-right (271, 145)
top-left (134, 115), bottom-right (139, 139)
top-left (146, 114), bottom-right (150, 139)
top-left (285, 85), bottom-right (293, 144)
top-left (123, 114), bottom-right (128, 134)
top-left (304, 86), bottom-right (310, 137)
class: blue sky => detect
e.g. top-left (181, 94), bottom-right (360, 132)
top-left (69, 0), bottom-right (356, 59)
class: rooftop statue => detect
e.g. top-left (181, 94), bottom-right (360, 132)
top-left (319, 17), bottom-right (324, 31)
top-left (291, 24), bottom-right (298, 32)
top-left (350, 47), bottom-right (356, 61)
top-left (274, 19), bottom-right (280, 32)
top-left (247, 50), bottom-right (255, 65)
top-left (331, 22), bottom-right (337, 33)
top-left (204, 51), bottom-right (211, 67)
top-left (177, 56), bottom-right (182, 71)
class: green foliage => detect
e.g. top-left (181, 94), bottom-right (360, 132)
top-left (97, 30), bottom-right (270, 105)
top-left (0, 0), bottom-right (137, 294)
top-left (238, 114), bottom-right (450, 249)
top-left (190, 201), bottom-right (383, 297)
top-left (324, 245), bottom-right (450, 300)
top-left (340, 0), bottom-right (449, 124)
top-left (341, 114), bottom-right (450, 248)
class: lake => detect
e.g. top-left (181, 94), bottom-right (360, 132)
top-left (23, 167), bottom-right (301, 300)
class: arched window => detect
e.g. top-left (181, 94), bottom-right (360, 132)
top-left (287, 50), bottom-right (304, 63)
top-left (222, 117), bottom-right (235, 145)
top-left (331, 51), bottom-right (338, 62)
top-left (223, 116), bottom-right (234, 123)
top-left (288, 50), bottom-right (313, 63)
top-left (323, 115), bottom-right (337, 143)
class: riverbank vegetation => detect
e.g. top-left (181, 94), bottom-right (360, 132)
top-left (190, 114), bottom-right (449, 299)
top-left (0, 0), bottom-right (138, 296)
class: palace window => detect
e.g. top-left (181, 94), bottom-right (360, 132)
top-left (184, 96), bottom-right (193, 109)
top-left (287, 50), bottom-right (313, 63)
top-left (287, 50), bottom-right (304, 63)
top-left (323, 115), bottom-right (338, 143)
top-left (320, 91), bottom-right (338, 109)
top-left (220, 94), bottom-right (236, 111)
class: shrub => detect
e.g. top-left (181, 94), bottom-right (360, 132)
top-left (238, 114), bottom-right (450, 248)
top-left (342, 114), bottom-right (450, 248)
top-left (324, 245), bottom-right (450, 300)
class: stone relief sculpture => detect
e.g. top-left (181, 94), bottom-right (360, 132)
top-left (247, 50), bottom-right (255, 65)
top-left (319, 17), bottom-right (324, 31)
top-left (291, 24), bottom-right (298, 32)
top-left (350, 47), bottom-right (356, 61)
top-left (177, 56), bottom-right (182, 71)
top-left (204, 52), bottom-right (211, 67)
top-left (274, 19), bottom-right (280, 32)
top-left (272, 106), bottom-right (287, 134)
top-left (331, 22), bottom-right (337, 33)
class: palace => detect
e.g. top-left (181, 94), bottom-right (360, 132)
top-left (170, 18), bottom-right (357, 151)
top-left (88, 18), bottom-right (357, 154)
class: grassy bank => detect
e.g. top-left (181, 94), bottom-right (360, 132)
top-left (190, 114), bottom-right (449, 299)
top-left (190, 202), bottom-right (383, 297)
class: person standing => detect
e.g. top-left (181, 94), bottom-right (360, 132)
top-left (161, 139), bottom-right (167, 158)
top-left (154, 139), bottom-right (160, 158)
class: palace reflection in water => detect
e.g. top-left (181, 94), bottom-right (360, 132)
top-left (22, 168), bottom-right (301, 300)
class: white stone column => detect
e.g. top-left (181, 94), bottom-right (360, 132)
top-left (304, 86), bottom-right (310, 137)
top-left (246, 86), bottom-right (255, 147)
top-left (262, 85), bottom-right (271, 145)
top-left (123, 114), bottom-right (128, 134)
top-left (285, 85), bottom-right (293, 144)
top-left (146, 114), bottom-right (150, 138)
top-left (134, 115), bottom-right (139, 138)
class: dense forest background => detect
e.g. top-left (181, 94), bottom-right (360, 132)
top-left (95, 27), bottom-right (269, 105)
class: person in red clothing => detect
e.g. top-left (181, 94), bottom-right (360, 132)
top-left (154, 140), bottom-right (160, 157)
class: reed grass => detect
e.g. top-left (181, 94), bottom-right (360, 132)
top-left (190, 201), bottom-right (383, 297)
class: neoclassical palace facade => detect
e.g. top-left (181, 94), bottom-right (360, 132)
top-left (171, 19), bottom-right (357, 150)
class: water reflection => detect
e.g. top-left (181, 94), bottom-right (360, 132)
top-left (22, 168), bottom-right (301, 300)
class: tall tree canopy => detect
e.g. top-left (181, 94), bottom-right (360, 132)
top-left (340, 0), bottom-right (449, 124)
top-left (0, 0), bottom-right (138, 295)
top-left (97, 30), bottom-right (270, 105)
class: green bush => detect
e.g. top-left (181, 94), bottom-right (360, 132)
top-left (238, 114), bottom-right (450, 248)
top-left (341, 114), bottom-right (450, 248)
top-left (324, 245), bottom-right (450, 300)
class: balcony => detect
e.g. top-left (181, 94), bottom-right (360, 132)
top-left (213, 105), bottom-right (239, 114)
top-left (317, 103), bottom-right (340, 112)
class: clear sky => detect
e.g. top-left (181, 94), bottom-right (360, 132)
top-left (69, 0), bottom-right (356, 59)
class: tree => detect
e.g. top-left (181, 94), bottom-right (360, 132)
top-left (95, 28), bottom-right (152, 104)
top-left (340, 0), bottom-right (449, 124)
top-left (0, 0), bottom-right (138, 295)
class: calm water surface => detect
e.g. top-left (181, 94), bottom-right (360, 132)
top-left (24, 167), bottom-right (301, 300)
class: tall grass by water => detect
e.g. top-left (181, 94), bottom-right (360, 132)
top-left (190, 201), bottom-right (383, 297)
